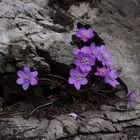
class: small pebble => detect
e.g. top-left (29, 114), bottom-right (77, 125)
top-left (69, 112), bottom-right (78, 120)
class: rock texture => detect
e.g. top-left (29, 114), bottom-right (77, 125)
top-left (0, 104), bottom-right (140, 140)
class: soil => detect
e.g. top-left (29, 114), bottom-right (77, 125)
top-left (33, 99), bottom-right (97, 119)
top-left (0, 95), bottom-right (99, 119)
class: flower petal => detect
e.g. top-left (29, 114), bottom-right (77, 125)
top-left (87, 28), bottom-right (93, 33)
top-left (68, 77), bottom-right (75, 84)
top-left (74, 59), bottom-right (80, 66)
top-left (76, 32), bottom-right (82, 38)
top-left (73, 48), bottom-right (80, 55)
top-left (110, 81), bottom-right (117, 87)
top-left (30, 71), bottom-right (38, 78)
top-left (74, 82), bottom-right (81, 90)
top-left (90, 43), bottom-right (96, 48)
top-left (127, 100), bottom-right (135, 108)
top-left (76, 27), bottom-right (85, 38)
top-left (95, 72), bottom-right (100, 76)
top-left (89, 58), bottom-right (95, 65)
top-left (87, 28), bottom-right (94, 38)
top-left (16, 78), bottom-right (25, 85)
top-left (70, 69), bottom-right (76, 76)
top-left (17, 71), bottom-right (25, 77)
top-left (30, 78), bottom-right (38, 85)
top-left (23, 65), bottom-right (30, 74)
top-left (81, 46), bottom-right (90, 54)
top-left (22, 82), bottom-right (30, 90)
top-left (80, 66), bottom-right (86, 72)
top-left (83, 38), bottom-right (88, 42)
top-left (80, 78), bottom-right (88, 85)
top-left (85, 65), bottom-right (91, 71)
top-left (105, 78), bottom-right (119, 87)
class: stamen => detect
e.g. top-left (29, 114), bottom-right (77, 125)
top-left (101, 69), bottom-right (106, 74)
top-left (109, 75), bottom-right (113, 79)
top-left (81, 57), bottom-right (88, 64)
top-left (103, 54), bottom-right (107, 59)
top-left (24, 75), bottom-right (29, 81)
top-left (83, 32), bottom-right (89, 38)
top-left (91, 51), bottom-right (94, 54)
top-left (75, 74), bottom-right (81, 79)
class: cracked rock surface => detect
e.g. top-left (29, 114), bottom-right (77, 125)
top-left (0, 104), bottom-right (140, 140)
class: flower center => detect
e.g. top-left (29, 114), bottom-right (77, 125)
top-left (109, 75), bottom-right (113, 79)
top-left (81, 57), bottom-right (88, 64)
top-left (24, 75), bottom-right (29, 81)
top-left (100, 69), bottom-right (106, 74)
top-left (83, 32), bottom-right (89, 38)
top-left (103, 54), bottom-right (107, 59)
top-left (75, 74), bottom-right (81, 79)
top-left (91, 50), bottom-right (95, 55)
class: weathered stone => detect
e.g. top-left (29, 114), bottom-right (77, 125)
top-left (0, 107), bottom-right (140, 140)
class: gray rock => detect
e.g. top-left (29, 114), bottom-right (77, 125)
top-left (0, 108), bottom-right (140, 140)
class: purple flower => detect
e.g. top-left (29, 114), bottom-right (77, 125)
top-left (96, 45), bottom-right (113, 66)
top-left (76, 27), bottom-right (94, 42)
top-left (95, 67), bottom-right (110, 77)
top-left (90, 43), bottom-right (98, 58)
top-left (68, 67), bottom-right (88, 90)
top-left (73, 46), bottom-right (90, 55)
top-left (105, 69), bottom-right (119, 87)
top-left (74, 52), bottom-right (95, 72)
top-left (73, 47), bottom-right (80, 55)
top-left (127, 90), bottom-right (136, 108)
top-left (16, 65), bottom-right (38, 90)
